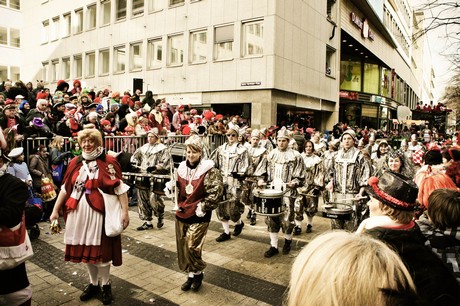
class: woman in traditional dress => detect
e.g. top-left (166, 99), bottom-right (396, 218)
top-left (50, 129), bottom-right (130, 305)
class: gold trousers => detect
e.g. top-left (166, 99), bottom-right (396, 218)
top-left (175, 220), bottom-right (209, 273)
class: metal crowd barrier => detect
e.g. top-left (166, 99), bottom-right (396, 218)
top-left (25, 134), bottom-right (228, 164)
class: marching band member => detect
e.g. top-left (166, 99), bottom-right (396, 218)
top-left (211, 126), bottom-right (251, 242)
top-left (242, 129), bottom-right (267, 225)
top-left (175, 141), bottom-right (224, 292)
top-left (131, 128), bottom-right (170, 230)
top-left (326, 129), bottom-right (372, 230)
top-left (258, 127), bottom-right (304, 257)
top-left (294, 140), bottom-right (324, 234)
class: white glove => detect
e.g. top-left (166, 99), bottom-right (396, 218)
top-left (164, 181), bottom-right (175, 199)
top-left (195, 202), bottom-right (206, 217)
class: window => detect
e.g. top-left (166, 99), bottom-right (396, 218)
top-left (75, 9), bottom-right (83, 33)
top-left (148, 0), bottom-right (161, 12)
top-left (113, 45), bottom-right (126, 73)
top-left (325, 45), bottom-right (336, 77)
top-left (147, 38), bottom-right (162, 69)
top-left (132, 0), bottom-right (144, 16)
top-left (10, 0), bottom-right (20, 10)
top-left (99, 49), bottom-right (110, 75)
top-left (214, 25), bottom-right (233, 60)
top-left (51, 17), bottom-right (60, 41)
top-left (363, 63), bottom-right (379, 94)
top-left (62, 58), bottom-right (70, 79)
top-left (381, 67), bottom-right (391, 97)
top-left (327, 0), bottom-right (336, 21)
top-left (10, 28), bottom-right (20, 47)
top-left (41, 20), bottom-right (49, 44)
top-left (42, 62), bottom-right (49, 83)
top-left (116, 0), bottom-right (127, 21)
top-left (340, 59), bottom-right (362, 92)
top-left (86, 52), bottom-right (96, 77)
top-left (242, 20), bottom-right (263, 57)
top-left (0, 66), bottom-right (7, 82)
top-left (87, 4), bottom-right (97, 30)
top-left (190, 30), bottom-right (207, 63)
top-left (101, 0), bottom-right (111, 25)
top-left (168, 34), bottom-right (184, 66)
top-left (74, 55), bottom-right (82, 78)
top-left (51, 60), bottom-right (59, 82)
top-left (130, 42), bottom-right (143, 70)
top-left (0, 27), bottom-right (7, 45)
top-left (10, 66), bottom-right (20, 82)
top-left (62, 13), bottom-right (71, 37)
top-left (169, 0), bottom-right (184, 6)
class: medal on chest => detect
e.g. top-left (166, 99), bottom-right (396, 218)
top-left (185, 184), bottom-right (194, 195)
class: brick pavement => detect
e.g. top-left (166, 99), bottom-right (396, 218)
top-left (21, 199), bottom-right (331, 306)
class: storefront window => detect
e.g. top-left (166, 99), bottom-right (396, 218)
top-left (363, 63), bottom-right (379, 94)
top-left (343, 103), bottom-right (361, 127)
top-left (340, 60), bottom-right (361, 92)
top-left (381, 67), bottom-right (391, 97)
top-left (362, 104), bottom-right (378, 130)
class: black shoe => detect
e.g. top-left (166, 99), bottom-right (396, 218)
top-left (80, 284), bottom-right (100, 302)
top-left (181, 277), bottom-right (194, 291)
top-left (283, 239), bottom-right (292, 255)
top-left (136, 222), bottom-right (153, 231)
top-left (306, 224), bottom-right (312, 233)
top-left (264, 246), bottom-right (279, 258)
top-left (293, 226), bottom-right (302, 235)
top-left (157, 218), bottom-right (164, 229)
top-left (233, 221), bottom-right (244, 236)
top-left (216, 232), bottom-right (231, 242)
top-left (246, 210), bottom-right (252, 220)
top-left (191, 273), bottom-right (204, 291)
top-left (102, 283), bottom-right (113, 305)
top-left (250, 215), bottom-right (256, 226)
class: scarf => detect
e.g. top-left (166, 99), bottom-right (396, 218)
top-left (82, 146), bottom-right (103, 161)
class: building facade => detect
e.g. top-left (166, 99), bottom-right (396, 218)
top-left (3, 0), bottom-right (436, 131)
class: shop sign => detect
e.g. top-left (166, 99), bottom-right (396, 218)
top-left (350, 12), bottom-right (375, 41)
top-left (371, 95), bottom-right (386, 103)
top-left (340, 91), bottom-right (359, 100)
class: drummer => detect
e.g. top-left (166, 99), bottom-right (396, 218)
top-left (131, 128), bottom-right (170, 230)
top-left (242, 129), bottom-right (268, 225)
top-left (325, 129), bottom-right (372, 229)
top-left (257, 127), bottom-right (304, 257)
top-left (211, 126), bottom-right (251, 242)
top-left (294, 140), bottom-right (324, 235)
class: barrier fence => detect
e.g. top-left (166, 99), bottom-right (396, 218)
top-left (25, 134), bottom-right (228, 164)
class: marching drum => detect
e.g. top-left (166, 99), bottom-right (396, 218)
top-left (152, 174), bottom-right (170, 195)
top-left (122, 172), bottom-right (137, 186)
top-left (322, 203), bottom-right (353, 220)
top-left (135, 173), bottom-right (153, 189)
top-left (254, 189), bottom-right (285, 216)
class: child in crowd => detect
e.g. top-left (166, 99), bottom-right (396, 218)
top-left (416, 188), bottom-right (460, 282)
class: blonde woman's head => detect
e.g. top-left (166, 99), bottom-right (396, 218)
top-left (49, 135), bottom-right (65, 150)
top-left (287, 231), bottom-right (416, 306)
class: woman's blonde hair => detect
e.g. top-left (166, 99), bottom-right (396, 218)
top-left (49, 135), bottom-right (64, 150)
top-left (77, 129), bottom-right (103, 147)
top-left (286, 231), bottom-right (416, 306)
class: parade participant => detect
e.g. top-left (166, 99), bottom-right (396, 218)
top-left (131, 128), bottom-right (170, 230)
top-left (375, 149), bottom-right (414, 179)
top-left (365, 133), bottom-right (378, 156)
top-left (371, 140), bottom-right (390, 172)
top-left (258, 127), bottom-right (304, 257)
top-left (0, 155), bottom-right (32, 306)
top-left (311, 132), bottom-right (326, 156)
top-left (175, 141), bottom-right (224, 292)
top-left (172, 105), bottom-right (185, 132)
top-left (286, 231), bottom-right (417, 306)
top-left (326, 129), bottom-right (372, 230)
top-left (259, 128), bottom-right (274, 152)
top-left (357, 172), bottom-right (460, 305)
top-left (242, 129), bottom-right (267, 225)
top-left (294, 140), bottom-right (323, 234)
top-left (211, 126), bottom-right (251, 242)
top-left (322, 139), bottom-right (339, 204)
top-left (408, 134), bottom-right (422, 153)
top-left (49, 129), bottom-right (130, 305)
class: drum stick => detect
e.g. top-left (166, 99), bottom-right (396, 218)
top-left (338, 196), bottom-right (367, 202)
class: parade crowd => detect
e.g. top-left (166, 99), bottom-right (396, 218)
top-left (1, 79), bottom-right (460, 305)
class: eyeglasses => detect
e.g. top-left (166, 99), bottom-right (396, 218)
top-left (227, 134), bottom-right (237, 137)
